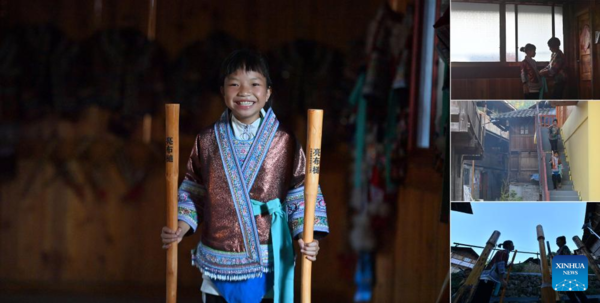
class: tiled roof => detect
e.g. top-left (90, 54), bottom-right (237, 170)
top-left (492, 108), bottom-right (555, 119)
top-left (451, 247), bottom-right (480, 259)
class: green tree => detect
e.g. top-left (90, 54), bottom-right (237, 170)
top-left (509, 101), bottom-right (538, 110)
top-left (500, 180), bottom-right (524, 201)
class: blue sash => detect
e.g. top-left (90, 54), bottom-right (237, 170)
top-left (193, 108), bottom-right (280, 280)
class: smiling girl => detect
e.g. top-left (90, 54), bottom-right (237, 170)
top-left (160, 50), bottom-right (329, 303)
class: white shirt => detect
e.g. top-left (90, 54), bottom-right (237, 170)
top-left (230, 109), bottom-right (265, 140)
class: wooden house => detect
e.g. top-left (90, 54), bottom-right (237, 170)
top-left (451, 247), bottom-right (480, 273)
top-left (451, 0), bottom-right (600, 100)
top-left (492, 107), bottom-right (555, 183)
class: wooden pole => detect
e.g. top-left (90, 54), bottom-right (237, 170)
top-left (143, 114), bottom-right (152, 144)
top-left (301, 109), bottom-right (324, 303)
top-left (93, 0), bottom-right (103, 30)
top-left (452, 230), bottom-right (501, 303)
top-left (537, 225), bottom-right (555, 303)
top-left (143, 0), bottom-right (157, 144)
top-left (435, 269), bottom-right (451, 303)
top-left (147, 0), bottom-right (157, 41)
top-left (499, 250), bottom-right (518, 303)
top-left (546, 240), bottom-right (561, 301)
top-left (471, 160), bottom-right (475, 199)
top-left (165, 104), bottom-right (179, 303)
top-left (573, 236), bottom-right (600, 281)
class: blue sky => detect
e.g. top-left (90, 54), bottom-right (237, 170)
top-left (451, 203), bottom-right (588, 263)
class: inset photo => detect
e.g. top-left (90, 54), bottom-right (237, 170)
top-left (450, 101), bottom-right (600, 202)
top-left (450, 0), bottom-right (600, 100)
top-left (451, 202), bottom-right (600, 302)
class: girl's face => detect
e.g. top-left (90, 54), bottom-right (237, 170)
top-left (221, 69), bottom-right (271, 124)
top-left (548, 45), bottom-right (559, 53)
top-left (527, 49), bottom-right (536, 58)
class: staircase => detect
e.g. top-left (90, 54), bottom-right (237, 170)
top-left (540, 127), bottom-right (580, 201)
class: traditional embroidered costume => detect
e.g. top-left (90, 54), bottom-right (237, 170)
top-left (545, 50), bottom-right (568, 84)
top-left (520, 56), bottom-right (541, 98)
top-left (472, 249), bottom-right (510, 302)
top-left (541, 49), bottom-right (567, 99)
top-left (177, 106), bottom-right (329, 303)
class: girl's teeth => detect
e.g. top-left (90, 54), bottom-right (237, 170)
top-left (240, 102), bottom-right (253, 106)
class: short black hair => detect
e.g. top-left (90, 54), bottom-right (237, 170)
top-left (548, 37), bottom-right (561, 48)
top-left (553, 119), bottom-right (558, 123)
top-left (557, 236), bottom-right (566, 242)
top-left (219, 49), bottom-right (272, 87)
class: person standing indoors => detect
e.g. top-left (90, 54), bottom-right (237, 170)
top-left (540, 37), bottom-right (567, 99)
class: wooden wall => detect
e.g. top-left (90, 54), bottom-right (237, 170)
top-left (572, 0), bottom-right (600, 99)
top-left (509, 119), bottom-right (536, 152)
top-left (451, 78), bottom-right (523, 100)
top-left (451, 64), bottom-right (524, 100)
top-left (508, 119), bottom-right (538, 182)
top-left (450, 1), bottom-right (596, 100)
top-left (0, 112), bottom-right (449, 302)
top-left (2, 0), bottom-right (382, 56)
top-left (593, 2), bottom-right (600, 99)
top-left (0, 0), bottom-right (386, 299)
top-left (371, 150), bottom-right (448, 302)
top-left (451, 63), bottom-right (564, 100)
top-left (0, 105), bottom-right (354, 301)
top-left (0, 1), bottom-right (452, 302)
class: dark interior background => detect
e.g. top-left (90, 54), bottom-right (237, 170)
top-left (0, 0), bottom-right (450, 302)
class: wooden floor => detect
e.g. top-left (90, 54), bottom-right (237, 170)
top-left (0, 294), bottom-right (196, 303)
top-left (0, 284), bottom-right (348, 303)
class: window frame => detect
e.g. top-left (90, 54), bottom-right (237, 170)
top-left (451, 0), bottom-right (563, 64)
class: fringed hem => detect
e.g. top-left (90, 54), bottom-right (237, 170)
top-left (194, 263), bottom-right (274, 281)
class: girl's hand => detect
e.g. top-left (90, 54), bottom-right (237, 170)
top-left (540, 70), bottom-right (548, 76)
top-left (298, 238), bottom-right (320, 262)
top-left (522, 83), bottom-right (529, 94)
top-left (161, 221), bottom-right (190, 249)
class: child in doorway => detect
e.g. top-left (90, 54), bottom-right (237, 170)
top-left (540, 37), bottom-right (567, 99)
top-left (161, 50), bottom-right (330, 303)
top-left (520, 44), bottom-right (541, 99)
top-left (550, 151), bottom-right (562, 190)
top-left (472, 240), bottom-right (514, 302)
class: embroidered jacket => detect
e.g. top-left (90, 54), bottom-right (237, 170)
top-left (521, 57), bottom-right (541, 92)
top-left (177, 107), bottom-right (329, 281)
top-left (480, 249), bottom-right (509, 283)
top-left (543, 50), bottom-right (567, 84)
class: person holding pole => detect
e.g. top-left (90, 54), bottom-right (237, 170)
top-left (556, 236), bottom-right (589, 303)
top-left (160, 50), bottom-right (329, 303)
top-left (472, 240), bottom-right (514, 302)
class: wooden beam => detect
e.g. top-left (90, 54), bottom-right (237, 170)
top-left (501, 2), bottom-right (506, 62)
top-left (537, 225), bottom-right (556, 303)
top-left (573, 236), bottom-right (600, 282)
top-left (452, 230), bottom-right (501, 303)
top-left (549, 101), bottom-right (579, 107)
